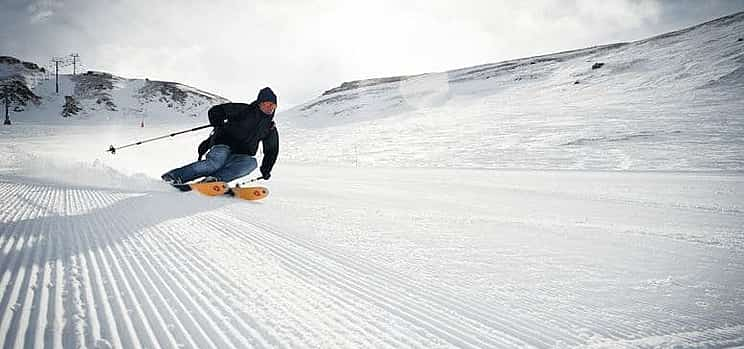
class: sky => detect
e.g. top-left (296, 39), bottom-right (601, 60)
top-left (1, 0), bottom-right (743, 107)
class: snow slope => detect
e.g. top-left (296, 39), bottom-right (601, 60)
top-left (0, 56), bottom-right (46, 89)
top-left (281, 12), bottom-right (744, 171)
top-left (1, 64), bottom-right (229, 124)
top-left (1, 164), bottom-right (743, 348)
top-left (1, 11), bottom-right (743, 349)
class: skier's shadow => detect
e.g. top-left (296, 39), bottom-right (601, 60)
top-left (0, 183), bottom-right (237, 268)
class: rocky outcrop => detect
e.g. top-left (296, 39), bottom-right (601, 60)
top-left (137, 80), bottom-right (228, 115)
top-left (72, 71), bottom-right (119, 111)
top-left (322, 76), bottom-right (409, 96)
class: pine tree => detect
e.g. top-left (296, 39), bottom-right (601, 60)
top-left (0, 80), bottom-right (40, 125)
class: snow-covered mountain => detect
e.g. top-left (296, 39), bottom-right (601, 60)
top-left (0, 56), bottom-right (47, 88)
top-left (0, 58), bottom-right (229, 123)
top-left (4, 12), bottom-right (742, 170)
top-left (281, 11), bottom-right (744, 171)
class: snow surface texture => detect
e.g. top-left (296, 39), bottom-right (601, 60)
top-left (0, 12), bottom-right (743, 349)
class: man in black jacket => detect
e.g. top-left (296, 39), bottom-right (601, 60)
top-left (161, 87), bottom-right (279, 184)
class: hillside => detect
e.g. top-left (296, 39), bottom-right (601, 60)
top-left (0, 59), bottom-right (229, 124)
top-left (280, 12), bottom-right (744, 171)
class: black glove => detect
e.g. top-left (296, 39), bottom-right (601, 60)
top-left (261, 171), bottom-right (271, 180)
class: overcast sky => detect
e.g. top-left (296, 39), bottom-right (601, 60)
top-left (1, 0), bottom-right (743, 107)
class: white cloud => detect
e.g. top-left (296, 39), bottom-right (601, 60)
top-left (27, 0), bottom-right (60, 23)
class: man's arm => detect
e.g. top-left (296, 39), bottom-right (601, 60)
top-left (208, 103), bottom-right (252, 125)
top-left (207, 104), bottom-right (227, 126)
top-left (259, 128), bottom-right (279, 179)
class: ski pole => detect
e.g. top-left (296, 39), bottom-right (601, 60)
top-left (236, 177), bottom-right (264, 187)
top-left (107, 124), bottom-right (211, 154)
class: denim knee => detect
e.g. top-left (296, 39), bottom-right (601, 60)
top-left (203, 158), bottom-right (224, 172)
top-left (231, 155), bottom-right (257, 168)
top-left (204, 145), bottom-right (231, 169)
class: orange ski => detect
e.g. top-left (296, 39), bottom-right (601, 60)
top-left (173, 181), bottom-right (269, 200)
top-left (187, 182), bottom-right (230, 196)
top-left (231, 186), bottom-right (270, 201)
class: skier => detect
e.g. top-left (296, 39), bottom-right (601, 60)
top-left (161, 87), bottom-right (279, 185)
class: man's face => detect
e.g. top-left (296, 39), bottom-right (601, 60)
top-left (259, 101), bottom-right (277, 115)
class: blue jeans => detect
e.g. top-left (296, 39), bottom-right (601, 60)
top-left (164, 145), bottom-right (257, 183)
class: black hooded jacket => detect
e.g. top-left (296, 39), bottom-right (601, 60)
top-left (199, 102), bottom-right (279, 176)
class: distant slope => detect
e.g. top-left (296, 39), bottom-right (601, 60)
top-left (278, 11), bottom-right (744, 171)
top-left (0, 59), bottom-right (229, 124)
top-left (0, 56), bottom-right (46, 88)
top-left (287, 11), bottom-right (744, 125)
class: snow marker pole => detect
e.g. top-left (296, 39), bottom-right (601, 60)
top-left (107, 124), bottom-right (211, 154)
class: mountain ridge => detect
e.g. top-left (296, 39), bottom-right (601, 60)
top-left (286, 11), bottom-right (744, 125)
top-left (0, 60), bottom-right (229, 123)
